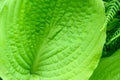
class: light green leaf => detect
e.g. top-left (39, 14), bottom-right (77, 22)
top-left (90, 49), bottom-right (120, 80)
top-left (0, 0), bottom-right (106, 80)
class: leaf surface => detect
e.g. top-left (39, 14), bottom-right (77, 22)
top-left (0, 0), bottom-right (106, 80)
top-left (90, 49), bottom-right (120, 80)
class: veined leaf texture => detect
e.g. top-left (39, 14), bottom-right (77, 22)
top-left (0, 0), bottom-right (106, 80)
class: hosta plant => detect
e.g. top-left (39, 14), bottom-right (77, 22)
top-left (0, 0), bottom-right (106, 80)
top-left (0, 0), bottom-right (120, 80)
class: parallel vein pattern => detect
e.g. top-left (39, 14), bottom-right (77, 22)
top-left (0, 0), bottom-right (106, 80)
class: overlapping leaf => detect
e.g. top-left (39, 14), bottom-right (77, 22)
top-left (90, 49), bottom-right (120, 80)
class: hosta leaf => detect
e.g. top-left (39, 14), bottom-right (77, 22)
top-left (90, 49), bottom-right (120, 80)
top-left (0, 0), bottom-right (106, 80)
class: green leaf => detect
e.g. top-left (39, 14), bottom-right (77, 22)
top-left (0, 0), bottom-right (106, 80)
top-left (90, 49), bottom-right (120, 80)
top-left (104, 0), bottom-right (120, 27)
